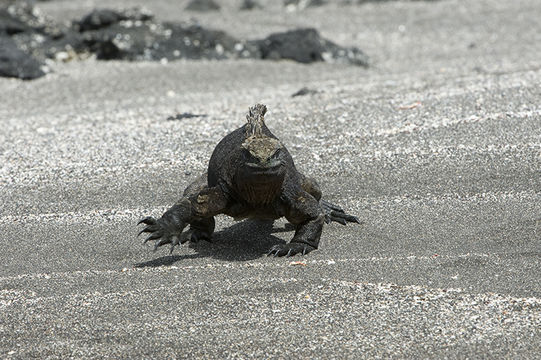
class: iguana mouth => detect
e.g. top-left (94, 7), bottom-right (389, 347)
top-left (245, 159), bottom-right (282, 170)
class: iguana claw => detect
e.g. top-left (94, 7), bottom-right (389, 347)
top-left (144, 232), bottom-right (162, 244)
top-left (322, 200), bottom-right (361, 225)
top-left (137, 216), bottom-right (156, 225)
top-left (138, 210), bottom-right (188, 253)
top-left (267, 243), bottom-right (315, 257)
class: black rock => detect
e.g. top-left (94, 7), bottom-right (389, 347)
top-left (0, 7), bottom-right (29, 35)
top-left (36, 30), bottom-right (87, 59)
top-left (82, 22), bottom-right (161, 60)
top-left (255, 28), bottom-right (325, 63)
top-left (10, 24), bottom-right (87, 61)
top-left (154, 22), bottom-right (257, 61)
top-left (76, 8), bottom-right (166, 61)
top-left (0, 3), bottom-right (370, 80)
top-left (185, 0), bottom-right (221, 12)
top-left (0, 2), bottom-right (64, 38)
top-left (76, 18), bottom-right (367, 66)
top-left (76, 8), bottom-right (154, 32)
top-left (253, 28), bottom-right (368, 66)
top-left (0, 1), bottom-right (85, 63)
top-left (240, 0), bottom-right (263, 10)
top-left (77, 9), bottom-right (126, 32)
top-left (80, 16), bottom-right (260, 62)
top-left (155, 23), bottom-right (234, 60)
top-left (0, 37), bottom-right (45, 80)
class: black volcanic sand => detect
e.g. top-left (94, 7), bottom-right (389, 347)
top-left (0, 2), bottom-right (368, 80)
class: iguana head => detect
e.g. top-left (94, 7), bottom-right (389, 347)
top-left (241, 104), bottom-right (285, 171)
top-left (236, 104), bottom-right (287, 205)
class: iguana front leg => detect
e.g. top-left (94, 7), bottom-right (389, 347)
top-left (320, 199), bottom-right (361, 225)
top-left (300, 173), bottom-right (361, 225)
top-left (138, 186), bottom-right (228, 253)
top-left (267, 191), bottom-right (325, 257)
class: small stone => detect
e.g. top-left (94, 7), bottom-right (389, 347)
top-left (292, 87), bottom-right (319, 97)
top-left (185, 0), bottom-right (221, 12)
top-left (240, 0), bottom-right (263, 10)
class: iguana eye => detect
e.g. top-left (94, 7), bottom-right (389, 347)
top-left (241, 147), bottom-right (252, 158)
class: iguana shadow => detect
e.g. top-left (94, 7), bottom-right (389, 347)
top-left (134, 219), bottom-right (294, 267)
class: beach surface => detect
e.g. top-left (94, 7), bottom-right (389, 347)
top-left (1, 0), bottom-right (540, 358)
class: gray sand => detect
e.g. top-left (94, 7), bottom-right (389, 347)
top-left (1, 0), bottom-right (540, 358)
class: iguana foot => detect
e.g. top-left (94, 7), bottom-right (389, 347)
top-left (321, 199), bottom-right (361, 225)
top-left (137, 215), bottom-right (186, 254)
top-left (187, 229), bottom-right (213, 243)
top-left (186, 217), bottom-right (215, 243)
top-left (267, 243), bottom-right (315, 257)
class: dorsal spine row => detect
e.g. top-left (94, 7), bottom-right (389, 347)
top-left (245, 104), bottom-right (267, 138)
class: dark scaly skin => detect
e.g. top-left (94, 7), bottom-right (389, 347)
top-left (138, 104), bottom-right (360, 257)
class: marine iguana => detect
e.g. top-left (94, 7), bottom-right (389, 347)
top-left (138, 104), bottom-right (360, 257)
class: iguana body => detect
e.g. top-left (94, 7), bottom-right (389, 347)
top-left (138, 104), bottom-right (359, 256)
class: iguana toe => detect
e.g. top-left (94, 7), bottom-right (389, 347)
top-left (137, 216), bottom-right (157, 225)
top-left (267, 243), bottom-right (315, 257)
top-left (144, 232), bottom-right (162, 244)
top-left (322, 201), bottom-right (361, 225)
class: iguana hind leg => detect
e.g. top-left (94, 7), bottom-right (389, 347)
top-left (187, 216), bottom-right (215, 242)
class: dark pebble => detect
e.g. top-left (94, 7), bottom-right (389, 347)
top-left (167, 113), bottom-right (208, 121)
top-left (291, 87), bottom-right (319, 97)
top-left (185, 0), bottom-right (221, 12)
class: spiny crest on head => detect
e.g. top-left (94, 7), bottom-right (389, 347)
top-left (245, 104), bottom-right (267, 138)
